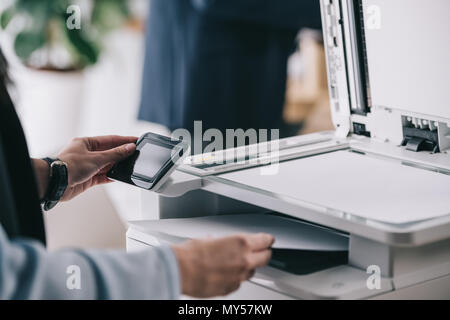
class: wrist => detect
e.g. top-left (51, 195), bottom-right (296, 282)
top-left (33, 159), bottom-right (50, 200)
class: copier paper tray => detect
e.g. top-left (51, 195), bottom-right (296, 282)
top-left (270, 249), bottom-right (347, 275)
top-left (128, 213), bottom-right (350, 275)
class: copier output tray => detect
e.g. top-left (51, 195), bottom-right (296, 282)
top-left (127, 213), bottom-right (350, 276)
top-left (126, 212), bottom-right (399, 299)
top-left (270, 248), bottom-right (348, 275)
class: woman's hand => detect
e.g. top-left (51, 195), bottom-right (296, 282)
top-left (172, 233), bottom-right (274, 298)
top-left (57, 136), bottom-right (137, 201)
top-left (54, 136), bottom-right (137, 201)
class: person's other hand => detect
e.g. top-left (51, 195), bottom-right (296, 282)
top-left (57, 136), bottom-right (137, 201)
top-left (172, 233), bottom-right (274, 298)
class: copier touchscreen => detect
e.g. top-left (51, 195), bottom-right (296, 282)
top-left (361, 0), bottom-right (450, 119)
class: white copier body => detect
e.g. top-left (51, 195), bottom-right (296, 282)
top-left (127, 0), bottom-right (450, 299)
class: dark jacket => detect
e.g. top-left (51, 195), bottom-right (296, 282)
top-left (138, 0), bottom-right (322, 134)
top-left (0, 78), bottom-right (46, 243)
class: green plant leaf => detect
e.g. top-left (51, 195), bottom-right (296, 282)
top-left (0, 7), bottom-right (15, 29)
top-left (91, 0), bottom-right (130, 34)
top-left (14, 31), bottom-right (46, 61)
top-left (65, 28), bottom-right (99, 67)
top-left (6, 0), bottom-right (128, 68)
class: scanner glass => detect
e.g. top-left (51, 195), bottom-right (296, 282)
top-left (219, 151), bottom-right (450, 225)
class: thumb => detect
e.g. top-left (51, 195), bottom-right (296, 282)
top-left (97, 143), bottom-right (136, 165)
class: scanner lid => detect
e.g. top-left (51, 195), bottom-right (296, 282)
top-left (321, 0), bottom-right (450, 153)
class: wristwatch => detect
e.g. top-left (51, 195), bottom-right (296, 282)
top-left (41, 157), bottom-right (68, 211)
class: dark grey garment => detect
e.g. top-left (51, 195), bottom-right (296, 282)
top-left (138, 0), bottom-right (322, 134)
top-left (0, 78), bottom-right (46, 242)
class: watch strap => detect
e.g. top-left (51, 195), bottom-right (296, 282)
top-left (42, 157), bottom-right (68, 211)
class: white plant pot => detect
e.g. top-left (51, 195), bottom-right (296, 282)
top-left (14, 68), bottom-right (84, 158)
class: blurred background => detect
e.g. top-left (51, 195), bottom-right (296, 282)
top-left (0, 0), bottom-right (333, 250)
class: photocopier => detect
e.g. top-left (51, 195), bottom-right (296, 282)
top-left (126, 0), bottom-right (450, 299)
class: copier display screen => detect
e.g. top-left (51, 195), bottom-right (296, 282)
top-left (133, 143), bottom-right (173, 180)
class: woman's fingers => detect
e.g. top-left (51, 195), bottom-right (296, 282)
top-left (96, 143), bottom-right (136, 166)
top-left (86, 135), bottom-right (138, 152)
top-left (245, 233), bottom-right (275, 252)
top-left (246, 249), bottom-right (273, 270)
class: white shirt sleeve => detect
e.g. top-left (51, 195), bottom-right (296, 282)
top-left (0, 227), bottom-right (181, 300)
